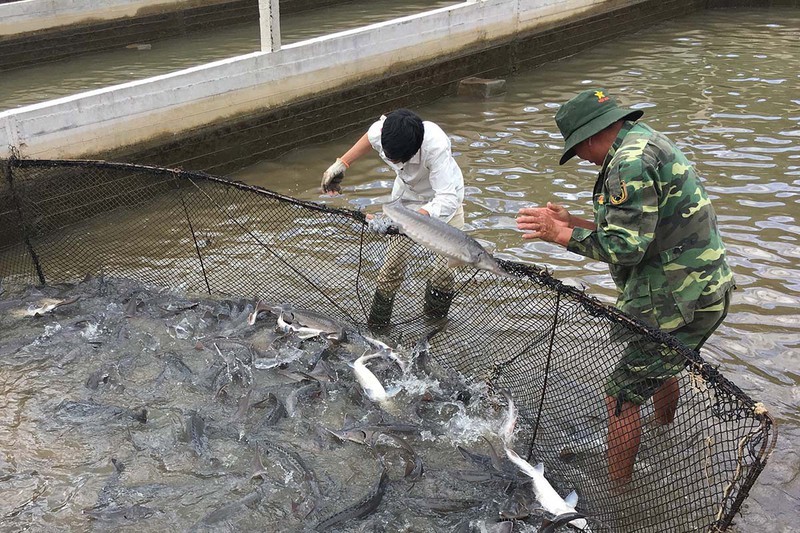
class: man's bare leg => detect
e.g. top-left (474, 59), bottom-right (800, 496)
top-left (605, 395), bottom-right (642, 490)
top-left (652, 376), bottom-right (679, 426)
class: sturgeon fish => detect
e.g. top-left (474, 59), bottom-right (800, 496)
top-left (498, 391), bottom-right (591, 531)
top-left (539, 512), bottom-right (591, 533)
top-left (357, 335), bottom-right (408, 373)
top-left (85, 504), bottom-right (157, 521)
top-left (273, 304), bottom-right (347, 341)
top-left (313, 462), bottom-right (389, 531)
top-left (410, 324), bottom-right (446, 375)
top-left (499, 389), bottom-right (518, 446)
top-left (197, 490), bottom-right (263, 526)
top-left (326, 419), bottom-right (420, 446)
top-left (252, 392), bottom-right (287, 427)
top-left (259, 438), bottom-right (322, 506)
top-left (382, 199), bottom-right (509, 277)
top-left (352, 351), bottom-right (392, 403)
top-left (186, 410), bottom-right (208, 456)
top-left (20, 295), bottom-right (81, 317)
top-left (504, 448), bottom-right (591, 532)
top-left (456, 440), bottom-right (520, 482)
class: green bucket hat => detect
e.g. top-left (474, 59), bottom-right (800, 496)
top-left (555, 89), bottom-right (643, 165)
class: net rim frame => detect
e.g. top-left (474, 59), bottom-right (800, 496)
top-left (2, 156), bottom-right (778, 531)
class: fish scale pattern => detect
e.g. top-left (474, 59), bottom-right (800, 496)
top-left (0, 158), bottom-right (776, 532)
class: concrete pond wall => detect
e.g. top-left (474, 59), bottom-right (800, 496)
top-left (0, 0), bottom-right (796, 175)
top-left (0, 0), bottom-right (347, 70)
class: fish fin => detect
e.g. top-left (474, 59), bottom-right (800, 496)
top-left (540, 512), bottom-right (588, 533)
top-left (564, 490), bottom-right (579, 508)
top-left (384, 385), bottom-right (401, 398)
top-left (534, 462), bottom-right (545, 474)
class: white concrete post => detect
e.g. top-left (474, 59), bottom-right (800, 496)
top-left (259, 0), bottom-right (281, 52)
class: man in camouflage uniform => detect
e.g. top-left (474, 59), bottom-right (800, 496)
top-left (516, 89), bottom-right (734, 489)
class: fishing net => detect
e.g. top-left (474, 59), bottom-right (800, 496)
top-left (0, 157), bottom-right (775, 532)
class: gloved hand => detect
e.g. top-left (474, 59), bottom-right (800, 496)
top-left (366, 214), bottom-right (400, 235)
top-left (321, 158), bottom-right (348, 194)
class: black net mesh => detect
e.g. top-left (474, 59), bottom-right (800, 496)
top-left (0, 158), bottom-right (776, 532)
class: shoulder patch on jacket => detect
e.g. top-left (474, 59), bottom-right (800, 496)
top-left (609, 180), bottom-right (629, 205)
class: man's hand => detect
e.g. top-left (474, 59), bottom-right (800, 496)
top-left (517, 205), bottom-right (572, 246)
top-left (542, 202), bottom-right (572, 227)
top-left (321, 158), bottom-right (348, 195)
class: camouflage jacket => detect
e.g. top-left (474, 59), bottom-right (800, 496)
top-left (567, 121), bottom-right (734, 331)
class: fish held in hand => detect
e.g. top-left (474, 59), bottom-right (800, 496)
top-left (382, 199), bottom-right (509, 278)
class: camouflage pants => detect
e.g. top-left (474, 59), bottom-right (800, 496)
top-left (376, 205), bottom-right (465, 295)
top-left (605, 288), bottom-right (731, 405)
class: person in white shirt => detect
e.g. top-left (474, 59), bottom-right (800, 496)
top-left (321, 109), bottom-right (465, 328)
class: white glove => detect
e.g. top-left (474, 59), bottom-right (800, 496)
top-left (321, 158), bottom-right (348, 193)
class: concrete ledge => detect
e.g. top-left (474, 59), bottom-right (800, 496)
top-left (110, 0), bottom-right (708, 174)
top-left (1, 0), bottom-right (240, 37)
top-left (0, 0), bottom-right (341, 36)
top-left (0, 0), bottom-right (605, 160)
top-left (0, 0), bottom-right (791, 172)
top-left (0, 0), bottom-right (349, 70)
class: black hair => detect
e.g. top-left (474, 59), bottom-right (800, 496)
top-left (381, 109), bottom-right (424, 163)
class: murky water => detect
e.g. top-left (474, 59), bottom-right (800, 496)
top-left (1, 5), bottom-right (798, 532)
top-left (231, 8), bottom-right (800, 532)
top-left (0, 0), bottom-right (459, 111)
top-left (1, 277), bottom-right (537, 532)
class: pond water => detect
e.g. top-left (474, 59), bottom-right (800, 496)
top-left (231, 8), bottom-right (800, 532)
top-left (1, 4), bottom-right (797, 532)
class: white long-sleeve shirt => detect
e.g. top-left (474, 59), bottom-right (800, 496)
top-left (367, 115), bottom-right (464, 222)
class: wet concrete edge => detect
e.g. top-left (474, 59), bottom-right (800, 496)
top-left (105, 0), bottom-right (713, 175)
top-left (0, 0), bottom-right (349, 71)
